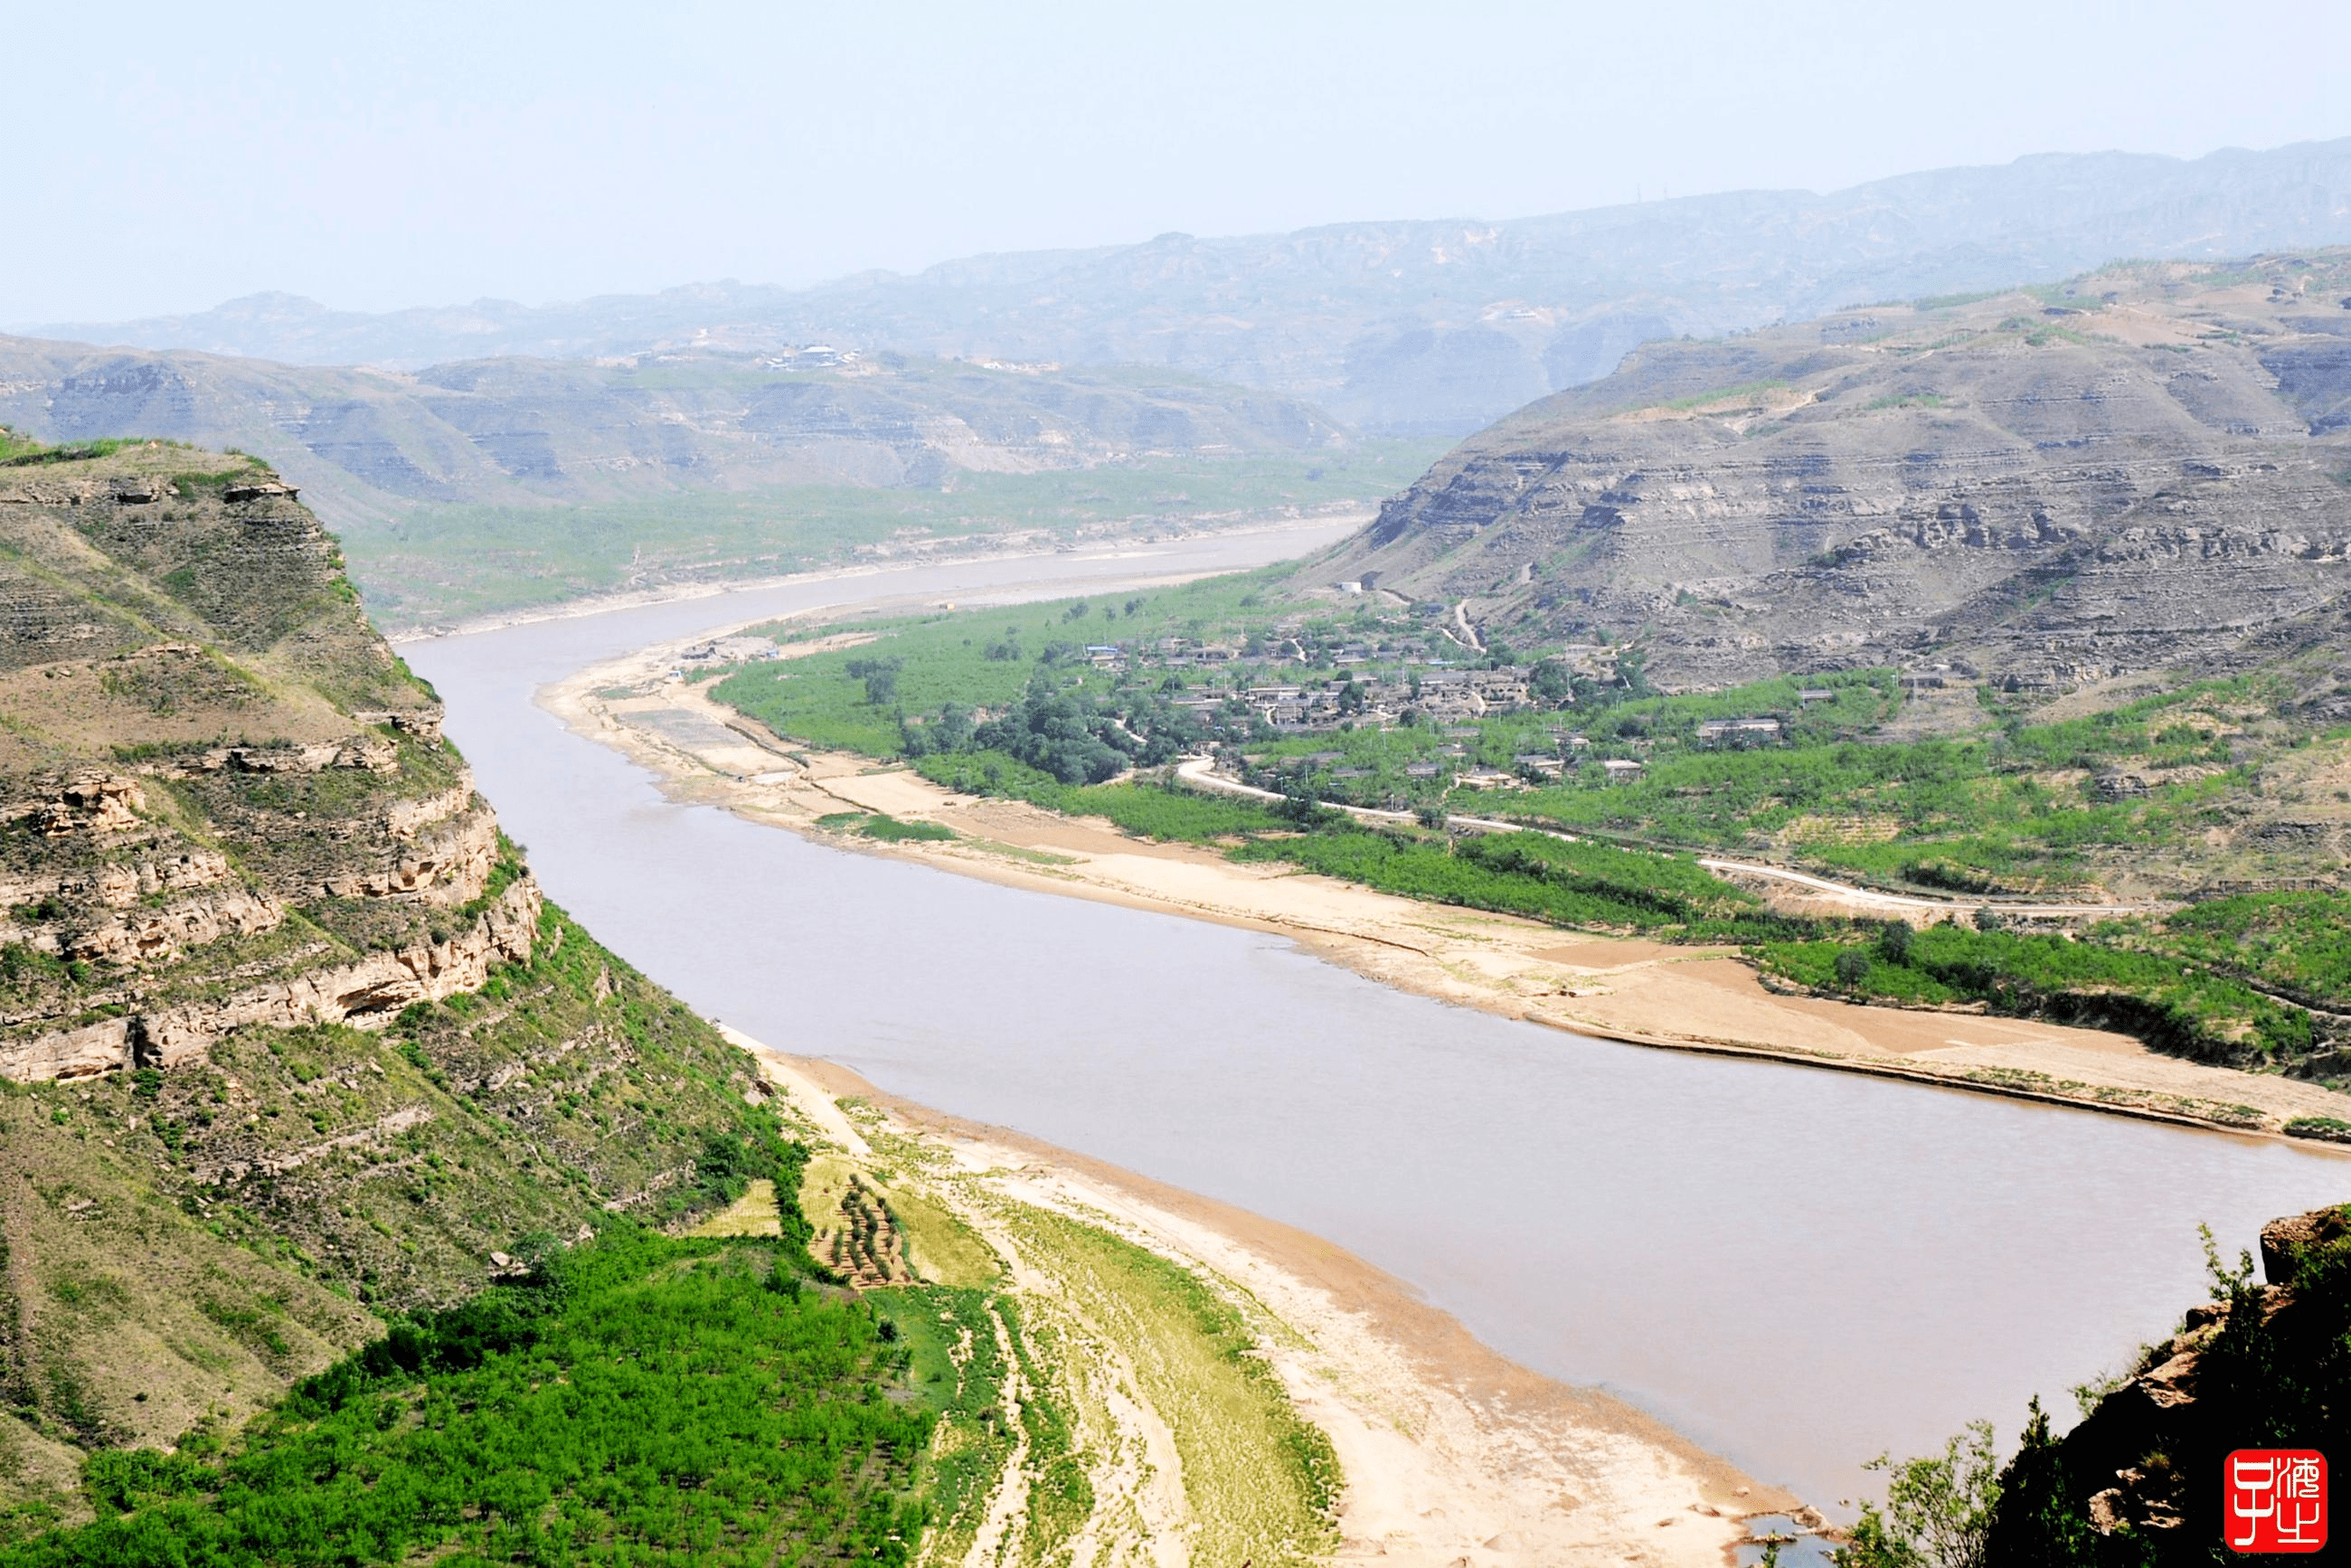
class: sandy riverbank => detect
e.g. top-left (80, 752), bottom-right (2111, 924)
top-left (543, 635), bottom-right (2351, 1144)
top-left (722, 1025), bottom-right (1802, 1566)
top-left (384, 511), bottom-right (1371, 645)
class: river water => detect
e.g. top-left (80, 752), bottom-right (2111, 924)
top-left (404, 528), bottom-right (2351, 1508)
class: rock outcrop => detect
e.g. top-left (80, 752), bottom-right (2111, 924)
top-left (1986, 1203), bottom-right (2351, 1560)
top-left (0, 440), bottom-right (791, 1481)
top-left (0, 444), bottom-right (533, 1080)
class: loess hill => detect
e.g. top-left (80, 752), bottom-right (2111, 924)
top-left (0, 442), bottom-right (777, 1507)
top-left (0, 341), bottom-right (1381, 628)
top-left (1317, 252), bottom-right (2351, 693)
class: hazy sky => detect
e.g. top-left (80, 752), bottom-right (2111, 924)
top-left (8, 0), bottom-right (2347, 324)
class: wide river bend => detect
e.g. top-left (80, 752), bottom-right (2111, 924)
top-left (404, 528), bottom-right (2351, 1508)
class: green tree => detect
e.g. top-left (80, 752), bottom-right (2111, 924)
top-left (845, 656), bottom-right (902, 706)
top-left (1835, 948), bottom-right (1872, 988)
top-left (1978, 1400), bottom-right (2100, 1567)
top-left (1836, 1421), bottom-right (2001, 1568)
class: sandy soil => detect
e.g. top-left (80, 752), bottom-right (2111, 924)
top-left (547, 650), bottom-right (2351, 1143)
top-left (732, 1034), bottom-right (1799, 1567)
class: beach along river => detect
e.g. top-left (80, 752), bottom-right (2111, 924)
top-left (404, 526), bottom-right (2351, 1510)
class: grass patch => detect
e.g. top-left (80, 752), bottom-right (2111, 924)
top-left (887, 1190), bottom-right (1000, 1289)
top-left (999, 1209), bottom-right (1338, 1567)
top-left (688, 1176), bottom-right (783, 1237)
top-left (857, 813), bottom-right (957, 843)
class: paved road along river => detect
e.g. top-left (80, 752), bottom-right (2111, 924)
top-left (404, 525), bottom-right (2351, 1510)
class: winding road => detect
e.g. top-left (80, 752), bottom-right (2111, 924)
top-left (1170, 756), bottom-right (2153, 921)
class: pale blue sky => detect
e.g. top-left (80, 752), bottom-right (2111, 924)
top-left (8, 0), bottom-right (2347, 322)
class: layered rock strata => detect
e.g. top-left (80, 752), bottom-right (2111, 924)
top-left (1318, 253), bottom-right (2351, 689)
top-left (0, 444), bottom-right (536, 1081)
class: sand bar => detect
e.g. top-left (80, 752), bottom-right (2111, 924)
top-left (724, 1027), bottom-right (1805, 1566)
top-left (546, 638), bottom-right (2351, 1143)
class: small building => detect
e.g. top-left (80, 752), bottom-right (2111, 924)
top-left (1797, 688), bottom-right (1836, 705)
top-left (1601, 759), bottom-right (1646, 782)
top-left (1696, 718), bottom-right (1784, 747)
top-left (1403, 762), bottom-right (1441, 779)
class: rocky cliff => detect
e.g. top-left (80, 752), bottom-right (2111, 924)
top-left (0, 448), bottom-right (532, 1075)
top-left (1984, 1204), bottom-right (2350, 1562)
top-left (0, 442), bottom-right (780, 1495)
top-left (1313, 252), bottom-right (2351, 691)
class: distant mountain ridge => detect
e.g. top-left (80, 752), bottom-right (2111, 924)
top-left (34, 138), bottom-right (2351, 435)
top-left (0, 338), bottom-right (1344, 525)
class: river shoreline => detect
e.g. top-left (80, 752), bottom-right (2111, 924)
top-left (382, 510), bottom-right (1371, 645)
top-left (400, 536), bottom-right (2351, 1526)
top-left (730, 1030), bottom-right (1807, 1564)
top-left (543, 625), bottom-right (2351, 1148)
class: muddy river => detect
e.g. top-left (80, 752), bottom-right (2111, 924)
top-left (403, 526), bottom-right (2351, 1508)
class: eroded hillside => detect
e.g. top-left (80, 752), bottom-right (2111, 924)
top-left (0, 344), bottom-right (1396, 627)
top-left (0, 442), bottom-right (776, 1494)
top-left (1319, 253), bottom-right (2351, 691)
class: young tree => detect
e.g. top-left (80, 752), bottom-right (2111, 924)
top-left (1836, 1421), bottom-right (2001, 1568)
top-left (845, 656), bottom-right (902, 707)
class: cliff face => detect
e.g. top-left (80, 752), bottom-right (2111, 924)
top-left (0, 448), bottom-right (533, 1078)
top-left (1986, 1204), bottom-right (2351, 1562)
top-left (1317, 253), bottom-right (2351, 691)
top-left (0, 443), bottom-right (778, 1489)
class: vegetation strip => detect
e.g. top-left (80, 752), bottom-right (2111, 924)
top-left (685, 574), bottom-right (2351, 1114)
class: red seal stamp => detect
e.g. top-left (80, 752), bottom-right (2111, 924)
top-left (2227, 1450), bottom-right (2327, 1554)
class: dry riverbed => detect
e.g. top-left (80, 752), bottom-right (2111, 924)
top-left (546, 639), bottom-right (2351, 1142)
top-left (721, 1025), bottom-right (1799, 1567)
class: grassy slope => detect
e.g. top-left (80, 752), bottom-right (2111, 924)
top-left (0, 442), bottom-right (804, 1509)
top-left (0, 1232), bottom-right (931, 1565)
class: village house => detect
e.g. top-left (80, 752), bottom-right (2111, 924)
top-left (1601, 759), bottom-right (1646, 782)
top-left (1696, 717), bottom-right (1784, 746)
top-left (1465, 669), bottom-right (1533, 709)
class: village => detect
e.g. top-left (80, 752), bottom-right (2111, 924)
top-left (666, 598), bottom-right (1881, 816)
